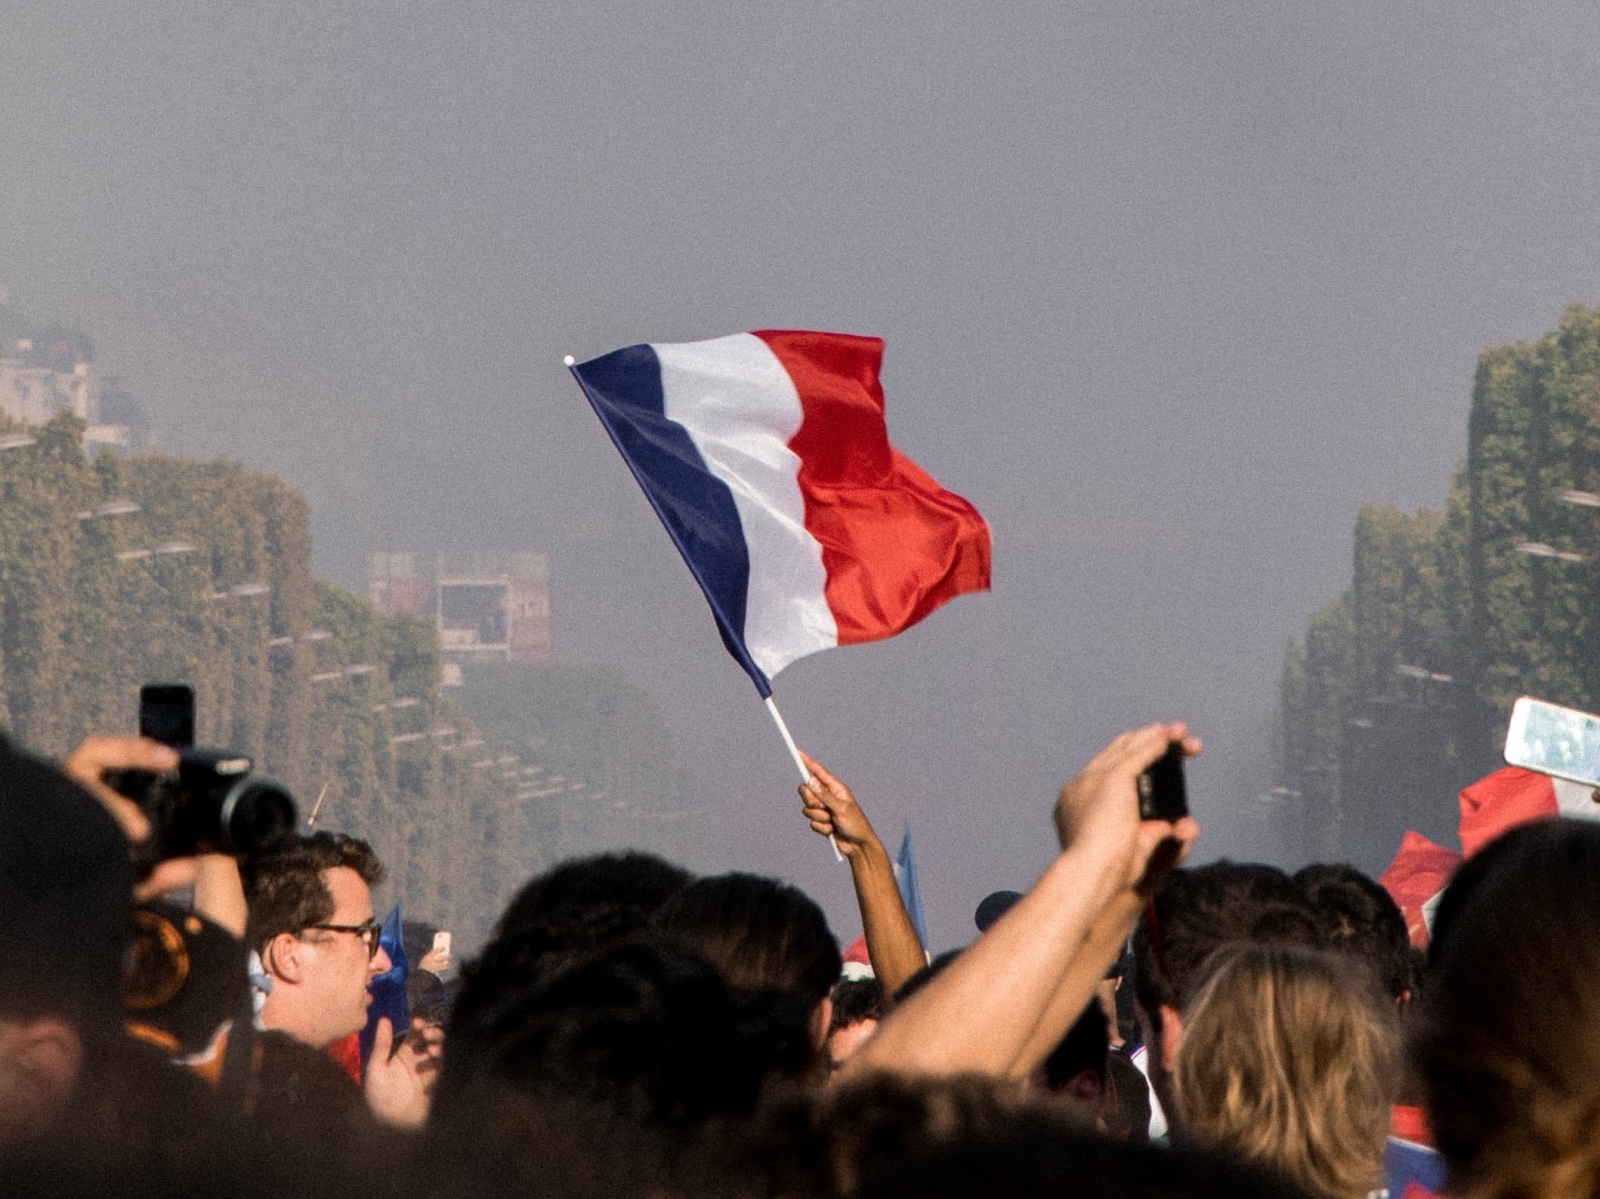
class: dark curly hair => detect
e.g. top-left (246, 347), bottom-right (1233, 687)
top-left (243, 831), bottom-right (384, 955)
top-left (495, 851), bottom-right (692, 939)
top-left (1293, 863), bottom-right (1413, 1002)
top-left (435, 940), bottom-right (812, 1132)
top-left (829, 977), bottom-right (885, 1032)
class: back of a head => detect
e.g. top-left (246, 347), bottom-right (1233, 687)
top-left (652, 873), bottom-right (841, 1006)
top-left (1133, 861), bottom-right (1326, 1017)
top-left (688, 1072), bottom-right (1303, 1199)
top-left (435, 940), bottom-right (812, 1137)
top-left (242, 831), bottom-right (384, 954)
top-left (495, 852), bottom-right (692, 938)
top-left (1293, 863), bottom-right (1413, 1002)
top-left (829, 977), bottom-right (885, 1032)
top-left (1173, 943), bottom-right (1398, 1199)
top-left (1043, 1002), bottom-right (1109, 1093)
top-left (1414, 818), bottom-right (1600, 1199)
top-left (452, 902), bottom-right (650, 1032)
top-left (727, 1071), bottom-right (1031, 1197)
top-left (0, 746), bottom-right (132, 1030)
top-left (846, 1105), bottom-right (1305, 1199)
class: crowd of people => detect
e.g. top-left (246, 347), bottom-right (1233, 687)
top-left (0, 717), bottom-right (1592, 1199)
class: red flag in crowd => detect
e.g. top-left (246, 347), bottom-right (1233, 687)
top-left (1380, 831), bottom-right (1463, 949)
top-left (1379, 765), bottom-right (1600, 948)
top-left (1458, 766), bottom-right (1600, 857)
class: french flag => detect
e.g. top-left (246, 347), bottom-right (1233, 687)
top-left (569, 330), bottom-right (991, 695)
top-left (1379, 831), bottom-right (1462, 949)
top-left (1379, 766), bottom-right (1600, 947)
top-left (1457, 766), bottom-right (1600, 856)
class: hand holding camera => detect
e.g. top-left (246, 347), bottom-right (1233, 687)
top-left (61, 733), bottom-right (178, 847)
top-left (107, 683), bottom-right (297, 868)
top-left (62, 735), bottom-right (249, 928)
top-left (62, 685), bottom-right (298, 916)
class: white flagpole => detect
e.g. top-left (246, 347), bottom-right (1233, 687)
top-left (764, 696), bottom-right (844, 862)
top-left (305, 782), bottom-right (330, 829)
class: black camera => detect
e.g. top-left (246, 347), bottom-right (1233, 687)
top-left (1137, 742), bottom-right (1189, 822)
top-left (109, 747), bottom-right (298, 864)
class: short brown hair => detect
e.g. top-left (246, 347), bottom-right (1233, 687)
top-left (651, 872), bottom-right (841, 1005)
top-left (1134, 861), bottom-right (1325, 1017)
top-left (1174, 944), bottom-right (1398, 1199)
top-left (244, 831), bottom-right (384, 955)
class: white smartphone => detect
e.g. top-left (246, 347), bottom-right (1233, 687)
top-left (432, 930), bottom-right (452, 958)
top-left (1505, 696), bottom-right (1600, 787)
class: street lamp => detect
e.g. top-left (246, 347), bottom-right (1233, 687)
top-left (1514, 540), bottom-right (1586, 563)
top-left (1396, 664), bottom-right (1454, 683)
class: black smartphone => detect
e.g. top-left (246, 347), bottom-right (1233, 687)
top-left (1137, 742), bottom-right (1188, 822)
top-left (140, 683), bottom-right (195, 748)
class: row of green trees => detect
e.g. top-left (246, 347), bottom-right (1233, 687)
top-left (454, 660), bottom-right (706, 875)
top-left (0, 412), bottom-right (670, 945)
top-left (1276, 304), bottom-right (1600, 869)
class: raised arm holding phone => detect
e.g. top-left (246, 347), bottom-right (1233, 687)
top-left (841, 722), bottom-right (1201, 1080)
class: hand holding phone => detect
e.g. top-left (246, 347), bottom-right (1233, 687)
top-left (1138, 742), bottom-right (1189, 822)
top-left (417, 930), bottom-right (452, 975)
top-left (1505, 696), bottom-right (1600, 788)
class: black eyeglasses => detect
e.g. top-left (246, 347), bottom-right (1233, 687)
top-left (303, 920), bottom-right (384, 959)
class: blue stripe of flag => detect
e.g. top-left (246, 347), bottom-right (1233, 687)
top-left (570, 345), bottom-right (771, 694)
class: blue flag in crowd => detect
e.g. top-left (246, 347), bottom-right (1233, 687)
top-left (893, 822), bottom-right (930, 951)
top-left (360, 904), bottom-right (409, 1067)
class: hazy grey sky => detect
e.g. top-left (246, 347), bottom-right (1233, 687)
top-left (6, 0), bottom-right (1600, 946)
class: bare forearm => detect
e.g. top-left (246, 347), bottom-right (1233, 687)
top-left (843, 839), bottom-right (1124, 1078)
top-left (192, 854), bottom-right (248, 938)
top-left (850, 837), bottom-right (926, 997)
top-left (1008, 888), bottom-right (1140, 1079)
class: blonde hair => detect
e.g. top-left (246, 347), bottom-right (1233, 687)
top-left (1173, 943), bottom-right (1399, 1199)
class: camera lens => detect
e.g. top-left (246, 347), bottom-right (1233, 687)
top-left (221, 778), bottom-right (298, 856)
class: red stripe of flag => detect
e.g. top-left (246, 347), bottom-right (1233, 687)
top-left (753, 329), bottom-right (992, 644)
top-left (1458, 767), bottom-right (1561, 858)
top-left (1380, 831), bottom-right (1463, 948)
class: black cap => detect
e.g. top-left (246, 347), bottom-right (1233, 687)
top-left (0, 743), bottom-right (133, 1028)
top-left (974, 890), bottom-right (1024, 933)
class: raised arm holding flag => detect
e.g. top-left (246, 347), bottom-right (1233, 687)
top-left (798, 754), bottom-right (926, 995)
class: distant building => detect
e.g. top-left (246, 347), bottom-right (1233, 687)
top-left (367, 551), bottom-right (551, 676)
top-left (0, 336), bottom-right (129, 450)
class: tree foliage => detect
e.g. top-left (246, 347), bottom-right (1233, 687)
top-left (1277, 305), bottom-right (1600, 868)
top-left (454, 659), bottom-right (707, 873)
top-left (0, 414), bottom-right (578, 946)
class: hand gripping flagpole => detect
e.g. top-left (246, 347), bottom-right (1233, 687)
top-left (764, 696), bottom-right (844, 862)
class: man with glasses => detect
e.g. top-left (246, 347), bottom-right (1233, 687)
top-left (241, 831), bottom-right (439, 1129)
